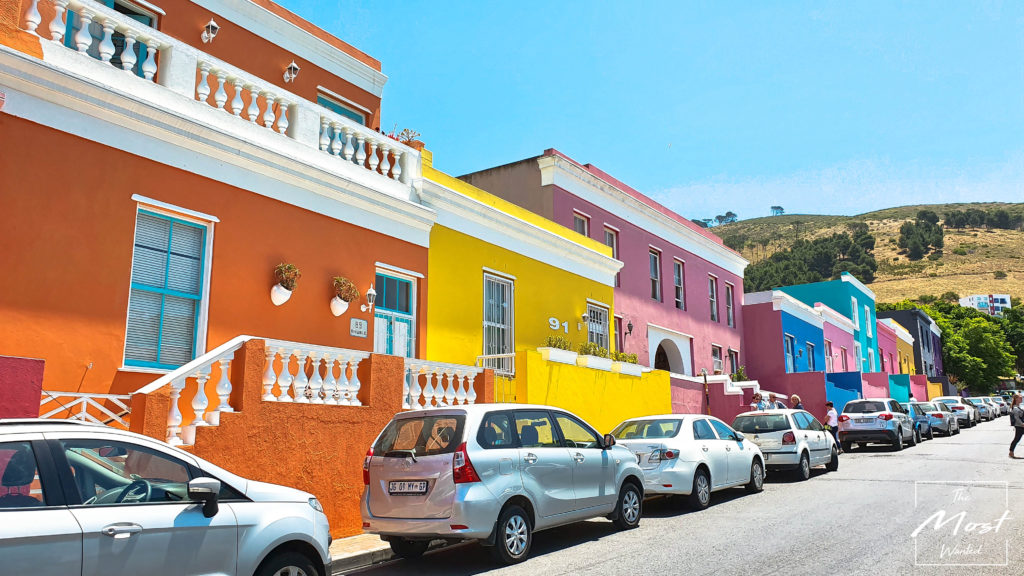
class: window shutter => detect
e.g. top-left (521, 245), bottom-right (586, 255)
top-left (125, 290), bottom-right (161, 363)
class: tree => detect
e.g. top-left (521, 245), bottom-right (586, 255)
top-left (770, 206), bottom-right (785, 216)
top-left (987, 209), bottom-right (1012, 230)
top-left (1001, 306), bottom-right (1024, 373)
top-left (940, 291), bottom-right (960, 302)
top-left (917, 210), bottom-right (940, 224)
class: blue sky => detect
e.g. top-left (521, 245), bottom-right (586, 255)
top-left (279, 1), bottom-right (1024, 221)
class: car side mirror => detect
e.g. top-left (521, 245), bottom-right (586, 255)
top-left (602, 434), bottom-right (616, 450)
top-left (733, 432), bottom-right (745, 442)
top-left (188, 477), bottom-right (221, 518)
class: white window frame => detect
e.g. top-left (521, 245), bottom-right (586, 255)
top-left (728, 348), bottom-right (740, 375)
top-left (649, 249), bottom-right (662, 302)
top-left (725, 282), bottom-right (735, 327)
top-left (840, 346), bottom-right (849, 371)
top-left (709, 276), bottom-right (719, 323)
top-left (784, 334), bottom-right (796, 373)
top-left (851, 297), bottom-right (860, 330)
top-left (855, 342), bottom-right (863, 371)
top-left (604, 227), bottom-right (620, 287)
top-left (806, 342), bottom-right (815, 371)
top-left (824, 339), bottom-right (834, 372)
top-left (573, 211), bottom-right (590, 237)
top-left (482, 273), bottom-right (514, 376)
top-left (673, 259), bottom-right (685, 310)
top-left (868, 348), bottom-right (875, 372)
top-left (121, 199), bottom-right (216, 372)
top-left (712, 345), bottom-right (724, 374)
top-left (586, 302), bottom-right (610, 350)
top-left (865, 305), bottom-right (872, 337)
top-left (373, 267), bottom-right (419, 358)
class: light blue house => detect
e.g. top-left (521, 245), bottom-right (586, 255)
top-left (777, 272), bottom-right (879, 373)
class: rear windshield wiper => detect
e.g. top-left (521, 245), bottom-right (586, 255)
top-left (386, 449), bottom-right (418, 462)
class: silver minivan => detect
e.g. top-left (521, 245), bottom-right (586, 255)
top-left (361, 404), bottom-right (644, 564)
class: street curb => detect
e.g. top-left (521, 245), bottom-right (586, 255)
top-left (331, 539), bottom-right (452, 575)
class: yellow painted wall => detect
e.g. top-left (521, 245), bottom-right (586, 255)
top-left (426, 225), bottom-right (615, 378)
top-left (926, 381), bottom-right (943, 401)
top-left (897, 339), bottom-right (916, 374)
top-left (519, 351), bottom-right (671, 433)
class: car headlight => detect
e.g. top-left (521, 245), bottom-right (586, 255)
top-left (308, 497), bottom-right (324, 513)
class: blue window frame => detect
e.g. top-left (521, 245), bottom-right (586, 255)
top-left (373, 273), bottom-right (415, 357)
top-left (124, 210), bottom-right (206, 369)
top-left (317, 94), bottom-right (366, 126)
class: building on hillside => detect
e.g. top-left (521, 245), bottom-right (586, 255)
top-left (776, 272), bottom-right (878, 373)
top-left (742, 291), bottom-right (826, 378)
top-left (814, 303), bottom-right (857, 373)
top-left (879, 318), bottom-right (916, 375)
top-left (458, 149), bottom-right (749, 377)
top-left (875, 319), bottom-right (900, 375)
top-left (959, 294), bottom-right (1012, 317)
top-left (876, 310), bottom-right (942, 378)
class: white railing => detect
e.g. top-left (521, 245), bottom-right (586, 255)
top-left (262, 339), bottom-right (370, 405)
top-left (23, 0), bottom-right (422, 190)
top-left (39, 391), bottom-right (131, 428)
top-left (404, 359), bottom-right (484, 410)
top-left (478, 353), bottom-right (515, 402)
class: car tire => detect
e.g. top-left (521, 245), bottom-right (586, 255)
top-left (389, 538), bottom-right (430, 560)
top-left (612, 482), bottom-right (642, 530)
top-left (254, 551), bottom-right (319, 576)
top-left (928, 427), bottom-right (935, 440)
top-left (688, 468), bottom-right (712, 510)
top-left (910, 428), bottom-right (919, 447)
top-left (746, 459), bottom-right (764, 493)
top-left (840, 441), bottom-right (853, 453)
top-left (892, 429), bottom-right (904, 451)
top-left (827, 447), bottom-right (839, 472)
top-left (795, 452), bottom-right (811, 481)
top-left (490, 505), bottom-right (532, 565)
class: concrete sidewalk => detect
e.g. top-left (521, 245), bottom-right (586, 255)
top-left (330, 534), bottom-right (452, 574)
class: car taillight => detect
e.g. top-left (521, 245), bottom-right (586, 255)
top-left (932, 413), bottom-right (944, 418)
top-left (782, 431), bottom-right (795, 445)
top-left (952, 406), bottom-right (964, 411)
top-left (453, 442), bottom-right (481, 484)
top-left (877, 413), bottom-right (893, 421)
top-left (363, 447), bottom-right (373, 485)
top-left (838, 415), bottom-right (850, 422)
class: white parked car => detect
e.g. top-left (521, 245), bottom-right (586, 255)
top-left (934, 396), bottom-right (979, 427)
top-left (610, 415), bottom-right (764, 510)
top-left (732, 409), bottom-right (839, 480)
top-left (0, 419), bottom-right (331, 576)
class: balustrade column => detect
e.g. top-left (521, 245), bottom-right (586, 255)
top-left (336, 355), bottom-right (351, 405)
top-left (422, 370), bottom-right (435, 409)
top-left (262, 93), bottom-right (277, 128)
top-left (23, 0), bottom-right (41, 35)
top-left (292, 351), bottom-right (309, 403)
top-left (330, 124), bottom-right (342, 156)
top-left (349, 358), bottom-right (363, 406)
top-left (392, 150), bottom-right (404, 182)
top-left (49, 0), bottom-right (69, 42)
top-left (275, 98), bottom-right (290, 134)
top-left (262, 348), bottom-right (278, 401)
top-left (367, 141), bottom-right (380, 173)
top-left (409, 364), bottom-right (422, 409)
top-left (308, 352), bottom-right (324, 404)
top-left (341, 128), bottom-right (355, 160)
top-left (319, 117), bottom-right (331, 151)
top-left (276, 347), bottom-right (293, 401)
top-left (213, 71), bottom-right (228, 110)
top-left (120, 32), bottom-right (138, 72)
top-left (214, 358), bottom-right (233, 413)
top-left (74, 10), bottom-right (94, 53)
top-left (190, 369), bottom-right (212, 427)
top-left (140, 42), bottom-right (158, 81)
top-left (466, 373), bottom-right (478, 404)
top-left (379, 145), bottom-right (392, 178)
top-left (230, 78), bottom-right (244, 116)
top-left (97, 18), bottom-right (116, 62)
top-left (196, 62), bottom-right (212, 103)
top-left (322, 354), bottom-right (338, 405)
top-left (246, 86), bottom-right (261, 122)
top-left (454, 371), bottom-right (467, 405)
top-left (354, 135), bottom-right (367, 167)
top-left (166, 376), bottom-right (187, 445)
top-left (443, 370), bottom-right (456, 406)
top-left (402, 365), bottom-right (412, 410)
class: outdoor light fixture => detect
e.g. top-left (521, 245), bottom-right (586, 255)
top-left (626, 321), bottom-right (633, 335)
top-left (581, 312), bottom-right (589, 323)
top-left (283, 60), bottom-right (300, 83)
top-left (201, 19), bottom-right (219, 43)
top-left (361, 284), bottom-right (376, 313)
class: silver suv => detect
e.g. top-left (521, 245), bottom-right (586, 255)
top-left (361, 404), bottom-right (644, 564)
top-left (838, 398), bottom-right (916, 451)
top-left (0, 420), bottom-right (331, 576)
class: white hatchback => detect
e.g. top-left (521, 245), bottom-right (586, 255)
top-left (0, 419), bottom-right (331, 576)
top-left (611, 414), bottom-right (765, 510)
top-left (732, 410), bottom-right (839, 480)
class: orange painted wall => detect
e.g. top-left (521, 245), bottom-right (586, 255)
top-left (18, 0), bottom-right (380, 127)
top-left (0, 114), bottom-right (427, 396)
top-left (2, 0), bottom-right (42, 57)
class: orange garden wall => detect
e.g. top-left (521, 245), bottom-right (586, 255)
top-left (131, 340), bottom-right (494, 537)
top-left (0, 115), bottom-right (427, 397)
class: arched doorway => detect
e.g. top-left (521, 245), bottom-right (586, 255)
top-left (654, 340), bottom-right (684, 374)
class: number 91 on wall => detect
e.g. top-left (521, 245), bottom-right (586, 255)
top-left (548, 317), bottom-right (570, 333)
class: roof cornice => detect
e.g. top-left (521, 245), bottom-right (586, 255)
top-left (840, 272), bottom-right (876, 300)
top-left (814, 303), bottom-right (856, 334)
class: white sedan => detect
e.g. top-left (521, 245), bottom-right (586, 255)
top-left (610, 414), bottom-right (765, 510)
top-left (732, 409), bottom-right (839, 480)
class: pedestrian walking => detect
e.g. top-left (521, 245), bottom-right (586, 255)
top-left (1010, 395), bottom-right (1024, 459)
top-left (790, 394), bottom-right (804, 410)
top-left (824, 401), bottom-right (842, 453)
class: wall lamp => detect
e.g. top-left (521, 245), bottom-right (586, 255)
top-left (201, 19), bottom-right (219, 44)
top-left (360, 284), bottom-right (376, 313)
top-left (626, 321), bottom-right (633, 335)
top-left (283, 60), bottom-right (300, 83)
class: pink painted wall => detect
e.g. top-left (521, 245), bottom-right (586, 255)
top-left (862, 372), bottom-right (891, 399)
top-left (910, 375), bottom-right (929, 402)
top-left (741, 302), bottom-right (784, 379)
top-left (757, 372), bottom-right (829, 423)
top-left (0, 355), bottom-right (44, 418)
top-left (550, 186), bottom-right (745, 376)
top-left (707, 383), bottom-right (753, 425)
top-left (822, 321), bottom-right (856, 373)
top-left (670, 376), bottom-right (706, 415)
top-left (876, 321), bottom-right (899, 375)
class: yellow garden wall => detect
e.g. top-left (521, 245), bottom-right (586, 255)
top-left (926, 380), bottom-right (943, 400)
top-left (519, 351), bottom-right (671, 434)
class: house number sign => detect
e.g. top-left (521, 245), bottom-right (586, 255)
top-left (350, 318), bottom-right (368, 338)
top-left (548, 317), bottom-right (570, 333)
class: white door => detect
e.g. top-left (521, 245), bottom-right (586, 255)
top-left (794, 412), bottom-right (828, 464)
top-left (693, 419), bottom-right (729, 488)
top-left (709, 419), bottom-right (749, 485)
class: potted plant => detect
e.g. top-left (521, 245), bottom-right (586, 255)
top-left (538, 335), bottom-right (578, 365)
top-left (611, 351), bottom-right (643, 376)
top-left (330, 276), bottom-right (360, 316)
top-left (271, 263), bottom-right (300, 306)
top-left (398, 128), bottom-right (424, 151)
top-left (577, 341), bottom-right (613, 371)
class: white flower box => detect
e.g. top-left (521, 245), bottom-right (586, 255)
top-left (577, 355), bottom-right (614, 371)
top-left (612, 361), bottom-right (643, 376)
top-left (538, 347), bottom-right (578, 365)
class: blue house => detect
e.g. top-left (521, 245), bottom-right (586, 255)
top-left (742, 290), bottom-right (827, 378)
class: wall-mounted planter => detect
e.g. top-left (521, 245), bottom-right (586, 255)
top-left (270, 283), bottom-right (292, 306)
top-left (612, 361), bottom-right (643, 377)
top-left (330, 296), bottom-right (350, 317)
top-left (538, 347), bottom-right (578, 365)
top-left (577, 355), bottom-right (613, 371)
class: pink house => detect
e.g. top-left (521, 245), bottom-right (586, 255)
top-left (876, 319), bottom-right (900, 375)
top-left (815, 303), bottom-right (857, 373)
top-left (460, 149), bottom-right (748, 376)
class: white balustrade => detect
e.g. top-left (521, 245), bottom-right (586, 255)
top-left (318, 110), bottom-right (417, 185)
top-left (262, 340), bottom-right (370, 405)
top-left (23, 0), bottom-right (42, 35)
top-left (404, 360), bottom-right (484, 410)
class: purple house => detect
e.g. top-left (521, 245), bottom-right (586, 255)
top-left (460, 149), bottom-right (748, 376)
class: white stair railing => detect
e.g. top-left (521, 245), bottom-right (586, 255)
top-left (403, 359), bottom-right (484, 410)
top-left (39, 391), bottom-right (131, 428)
top-left (262, 339), bottom-right (370, 405)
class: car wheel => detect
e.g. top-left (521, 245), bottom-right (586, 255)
top-left (795, 452), bottom-right (811, 481)
top-left (892, 429), bottom-right (904, 451)
top-left (389, 538), bottom-right (430, 560)
top-left (490, 505), bottom-right (532, 565)
top-left (954, 423), bottom-right (961, 435)
top-left (928, 427), bottom-right (935, 440)
top-left (840, 441), bottom-right (853, 453)
top-left (910, 428), bottom-right (919, 447)
top-left (688, 468), bottom-right (712, 510)
top-left (612, 482), bottom-right (642, 530)
top-left (827, 447), bottom-right (839, 472)
top-left (746, 459), bottom-right (764, 493)
top-left (254, 551), bottom-right (319, 576)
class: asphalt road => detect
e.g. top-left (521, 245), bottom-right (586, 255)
top-left (348, 418), bottom-right (1024, 576)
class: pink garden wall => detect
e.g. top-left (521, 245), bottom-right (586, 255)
top-left (862, 372), bottom-right (891, 399)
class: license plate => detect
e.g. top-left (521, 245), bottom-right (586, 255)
top-left (856, 418), bottom-right (873, 424)
top-left (388, 481), bottom-right (428, 495)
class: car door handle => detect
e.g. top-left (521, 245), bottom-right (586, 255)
top-left (726, 446), bottom-right (732, 452)
top-left (523, 453), bottom-right (537, 464)
top-left (102, 523), bottom-right (142, 539)
top-left (701, 445), bottom-right (708, 452)
top-left (573, 452), bottom-right (585, 463)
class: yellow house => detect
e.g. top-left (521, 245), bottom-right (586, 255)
top-left (882, 319), bottom-right (917, 375)
top-left (420, 152), bottom-right (670, 430)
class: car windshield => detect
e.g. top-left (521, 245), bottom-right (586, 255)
top-left (843, 401), bottom-right (888, 414)
top-left (612, 419), bottom-right (682, 439)
top-left (373, 414), bottom-right (465, 457)
top-left (937, 399), bottom-right (958, 406)
top-left (732, 414), bottom-right (790, 434)
top-left (918, 403), bottom-right (937, 411)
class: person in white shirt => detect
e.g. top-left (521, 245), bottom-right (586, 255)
top-left (768, 393), bottom-right (786, 410)
top-left (824, 401), bottom-right (841, 453)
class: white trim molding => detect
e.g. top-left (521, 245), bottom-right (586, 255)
top-left (880, 318), bottom-right (915, 346)
top-left (375, 262), bottom-right (425, 279)
top-left (815, 302), bottom-right (857, 334)
top-left (745, 290), bottom-right (824, 329)
top-left (131, 194), bottom-right (220, 222)
top-left (840, 272), bottom-right (876, 300)
top-left (537, 154), bottom-right (749, 277)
